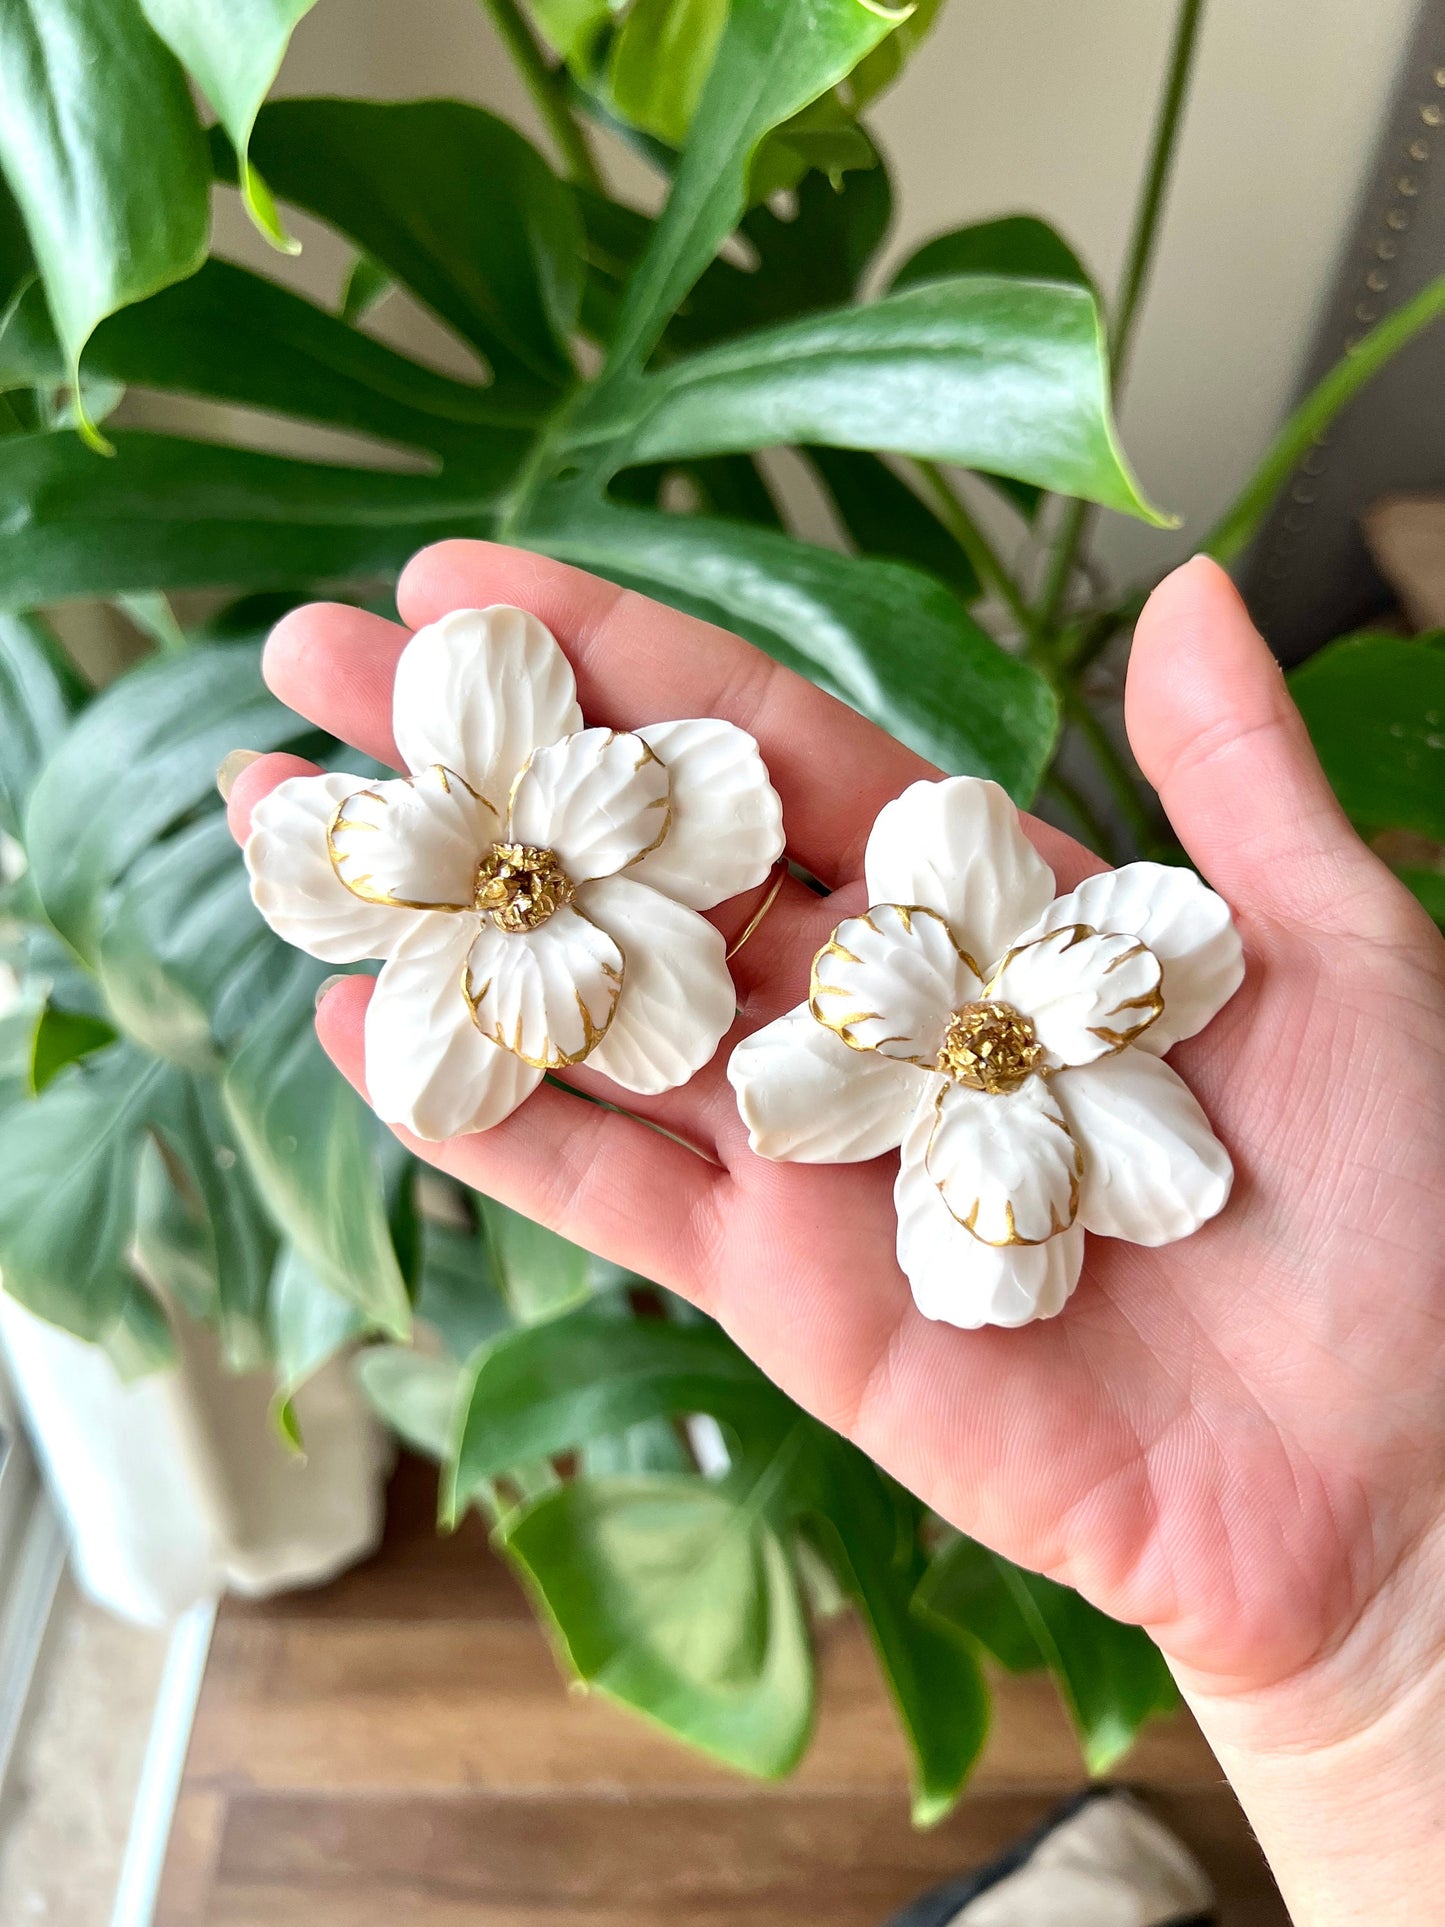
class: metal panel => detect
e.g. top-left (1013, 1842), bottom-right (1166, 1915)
top-left (1241, 1), bottom-right (1445, 663)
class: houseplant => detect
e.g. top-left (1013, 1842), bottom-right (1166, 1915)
top-left (0, 0), bottom-right (1440, 1820)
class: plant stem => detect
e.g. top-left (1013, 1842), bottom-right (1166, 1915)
top-left (1110, 0), bottom-right (1207, 384)
top-left (1065, 689), bottom-right (1158, 853)
top-left (1202, 272), bottom-right (1445, 565)
top-left (1034, 0), bottom-right (1207, 635)
top-left (1032, 495), bottom-right (1090, 639)
top-left (478, 0), bottom-right (604, 191)
top-left (912, 460), bottom-right (1035, 639)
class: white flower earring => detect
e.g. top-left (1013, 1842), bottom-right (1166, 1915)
top-left (245, 606), bottom-right (783, 1139)
top-left (728, 777), bottom-right (1243, 1330)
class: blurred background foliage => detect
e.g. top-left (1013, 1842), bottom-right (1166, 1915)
top-left (0, 0), bottom-right (1439, 1821)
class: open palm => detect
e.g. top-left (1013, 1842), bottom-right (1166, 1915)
top-left (229, 544), bottom-right (1445, 1724)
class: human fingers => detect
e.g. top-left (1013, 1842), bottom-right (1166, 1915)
top-left (266, 565), bottom-right (924, 888)
top-left (263, 604), bottom-right (410, 769)
top-left (224, 751), bottom-right (322, 842)
top-left (315, 975), bottom-right (725, 1292)
top-left (1125, 557), bottom-right (1400, 936)
top-left (395, 540), bottom-right (946, 887)
top-left (266, 549), bottom-right (1094, 893)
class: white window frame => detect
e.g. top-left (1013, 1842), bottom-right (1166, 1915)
top-left (0, 1359), bottom-right (67, 1796)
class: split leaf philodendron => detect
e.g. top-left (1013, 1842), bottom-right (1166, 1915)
top-left (0, 0), bottom-right (1439, 1819)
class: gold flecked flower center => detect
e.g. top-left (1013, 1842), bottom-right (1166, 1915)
top-left (475, 843), bottom-right (574, 933)
top-left (936, 1000), bottom-right (1043, 1094)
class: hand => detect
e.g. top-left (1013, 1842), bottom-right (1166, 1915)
top-left (229, 547), bottom-right (1445, 1920)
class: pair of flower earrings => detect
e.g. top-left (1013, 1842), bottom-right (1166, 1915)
top-left (247, 606), bottom-right (1242, 1330)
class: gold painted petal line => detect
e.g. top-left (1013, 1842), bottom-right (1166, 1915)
top-left (725, 856), bottom-right (788, 962)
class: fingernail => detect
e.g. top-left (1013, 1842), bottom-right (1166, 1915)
top-left (216, 748), bottom-right (262, 801)
top-left (314, 974), bottom-right (347, 1011)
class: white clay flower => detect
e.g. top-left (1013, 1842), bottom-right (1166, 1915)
top-left (246, 605), bottom-right (783, 1139)
top-left (728, 776), bottom-right (1242, 1329)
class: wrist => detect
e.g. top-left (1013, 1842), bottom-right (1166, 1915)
top-left (1170, 1524), bottom-right (1445, 1924)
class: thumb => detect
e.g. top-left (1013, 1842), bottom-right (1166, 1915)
top-left (1126, 555), bottom-right (1387, 933)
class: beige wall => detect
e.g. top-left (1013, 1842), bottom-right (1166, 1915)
top-left (261, 0), bottom-right (1420, 588)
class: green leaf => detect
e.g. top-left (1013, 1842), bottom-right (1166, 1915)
top-left (579, 161), bottom-right (890, 359)
top-left (909, 1532), bottom-right (1044, 1674)
top-left (0, 611), bottom-right (85, 837)
top-left (28, 1003), bottom-right (116, 1092)
top-left (481, 1196), bottom-right (594, 1325)
top-left (134, 1132), bottom-right (222, 1329)
top-left (97, 812), bottom-right (288, 1068)
top-left (0, 430), bottom-right (501, 610)
top-left (914, 1538), bottom-right (1177, 1775)
top-left (102, 1277), bottom-right (177, 1379)
top-left (0, 1040), bottom-right (173, 1341)
top-left (1290, 632), bottom-right (1445, 840)
top-left (338, 252), bottom-right (391, 326)
top-left (676, 453), bottom-right (782, 528)
top-left (0, 173), bottom-right (33, 308)
top-left (891, 215), bottom-right (1092, 295)
top-left (269, 1244), bottom-right (367, 1440)
top-left (413, 1211), bottom-right (516, 1360)
top-left (747, 89), bottom-right (878, 206)
top-left (600, 0), bottom-right (905, 373)
top-left (846, 0), bottom-right (946, 111)
top-left (116, 591), bottom-right (186, 654)
top-left (802, 1448), bottom-right (989, 1825)
top-left (525, 0), bottom-right (612, 66)
top-left (24, 641), bottom-right (304, 963)
top-left (607, 0), bottom-right (727, 148)
top-left (804, 447), bottom-right (979, 601)
top-left (223, 954), bottom-right (412, 1338)
top-left (130, 1078), bottom-right (283, 1372)
top-left (234, 98), bottom-right (584, 389)
top-left (136, 0), bottom-right (317, 249)
top-left (173, 1074), bottom-right (282, 1370)
top-left (1205, 275), bottom-right (1445, 566)
top-left (579, 279), bottom-right (1167, 523)
top-left (84, 258), bottom-right (537, 475)
top-left (888, 218), bottom-right (1093, 517)
top-left (0, 274), bottom-right (62, 393)
top-left (501, 1474), bottom-right (815, 1778)
top-left (0, 0), bottom-right (210, 449)
top-left (576, 189), bottom-right (654, 346)
top-left (446, 1308), bottom-right (776, 1519)
top-left (671, 157), bottom-right (892, 353)
top-left (355, 1344), bottom-right (463, 1460)
top-left (523, 494), bottom-right (1059, 797)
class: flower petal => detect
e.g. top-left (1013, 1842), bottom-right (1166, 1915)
top-left (864, 776), bottom-right (1056, 975)
top-left (925, 1075), bottom-right (1081, 1244)
top-left (897, 1098), bottom-right (1085, 1327)
top-left (365, 912), bottom-right (543, 1140)
top-left (1016, 862), bottom-right (1243, 1055)
top-left (729, 1004), bottom-right (932, 1162)
top-left (577, 876), bottom-right (735, 1094)
top-left (987, 926), bottom-right (1163, 1068)
top-left (627, 719), bottom-right (784, 911)
top-left (508, 728), bottom-right (671, 882)
top-left (392, 606), bottom-right (582, 804)
top-left (327, 764), bottom-right (497, 912)
top-left (247, 770), bottom-right (425, 962)
top-left (464, 903), bottom-right (623, 1068)
top-left (810, 903), bottom-right (982, 1064)
top-left (1054, 1048), bottom-right (1232, 1245)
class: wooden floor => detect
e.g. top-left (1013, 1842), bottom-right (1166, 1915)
top-left (157, 1458), bottom-right (1288, 1926)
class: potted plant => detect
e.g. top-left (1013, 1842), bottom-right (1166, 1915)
top-left (0, 0), bottom-right (1438, 1820)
